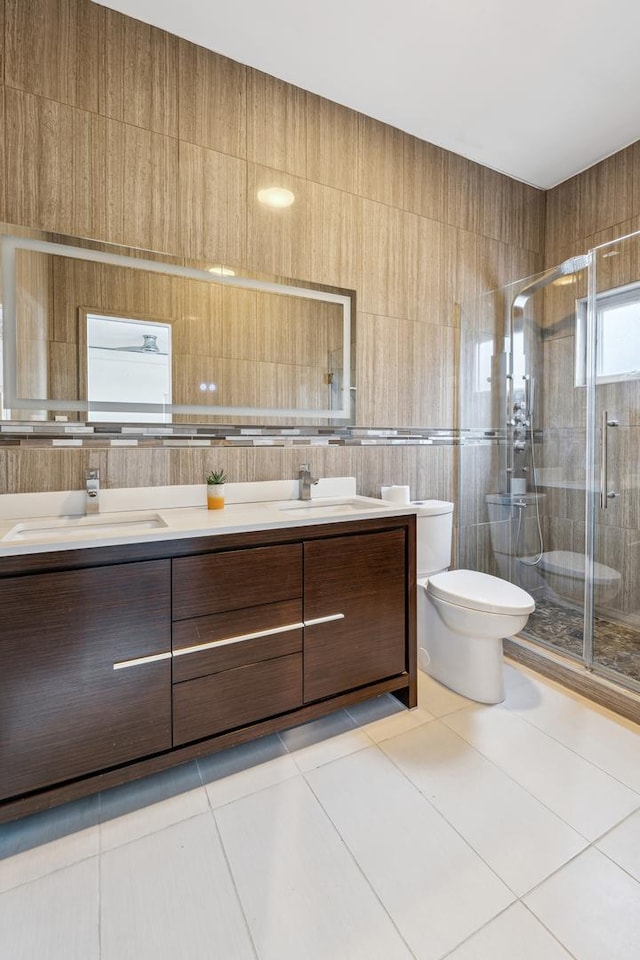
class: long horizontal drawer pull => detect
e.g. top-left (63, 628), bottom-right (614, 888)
top-left (173, 621), bottom-right (305, 658)
top-left (113, 651), bottom-right (172, 671)
top-left (304, 613), bottom-right (345, 627)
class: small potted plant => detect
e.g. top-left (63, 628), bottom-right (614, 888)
top-left (206, 468), bottom-right (227, 510)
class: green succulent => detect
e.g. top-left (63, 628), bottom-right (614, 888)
top-left (206, 469), bottom-right (228, 485)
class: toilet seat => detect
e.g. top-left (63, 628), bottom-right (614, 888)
top-left (427, 569), bottom-right (535, 616)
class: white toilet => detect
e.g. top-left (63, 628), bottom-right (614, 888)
top-left (415, 500), bottom-right (535, 704)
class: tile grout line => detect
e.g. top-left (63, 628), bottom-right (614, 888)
top-left (300, 758), bottom-right (420, 960)
top-left (198, 759), bottom-right (261, 960)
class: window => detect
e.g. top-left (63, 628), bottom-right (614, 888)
top-left (576, 283), bottom-right (640, 385)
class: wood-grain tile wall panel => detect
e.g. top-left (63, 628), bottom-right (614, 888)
top-left (403, 134), bottom-right (447, 224)
top-left (306, 94), bottom-right (358, 194)
top-left (5, 0), bottom-right (100, 111)
top-left (544, 176), bottom-right (580, 265)
top-left (178, 140), bottom-right (246, 264)
top-left (178, 40), bottom-right (246, 158)
top-left (100, 8), bottom-right (179, 138)
top-left (246, 164), bottom-right (310, 279)
top-left (357, 198), bottom-right (407, 318)
top-left (357, 115), bottom-right (404, 208)
top-left (91, 116), bottom-right (179, 252)
top-left (4, 88), bottom-right (92, 235)
top-left (0, 0), bottom-right (5, 90)
top-left (247, 71), bottom-right (306, 177)
top-left (444, 152), bottom-right (483, 235)
top-left (405, 213), bottom-right (457, 326)
top-left (308, 183), bottom-right (359, 289)
top-left (577, 146), bottom-right (635, 240)
top-left (0, 89), bottom-right (5, 222)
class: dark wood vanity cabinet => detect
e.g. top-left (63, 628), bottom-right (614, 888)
top-left (0, 515), bottom-right (415, 820)
top-left (0, 560), bottom-right (172, 802)
top-left (303, 529), bottom-right (407, 701)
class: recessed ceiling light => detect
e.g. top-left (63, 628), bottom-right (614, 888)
top-left (207, 264), bottom-right (236, 276)
top-left (257, 187), bottom-right (295, 208)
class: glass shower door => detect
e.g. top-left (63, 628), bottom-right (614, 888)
top-left (588, 234), bottom-right (640, 690)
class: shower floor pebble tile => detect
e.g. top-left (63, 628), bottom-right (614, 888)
top-left (1, 665), bottom-right (639, 960)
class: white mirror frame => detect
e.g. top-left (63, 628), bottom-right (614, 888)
top-left (1, 234), bottom-right (352, 420)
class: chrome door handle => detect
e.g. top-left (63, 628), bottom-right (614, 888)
top-left (600, 411), bottom-right (619, 509)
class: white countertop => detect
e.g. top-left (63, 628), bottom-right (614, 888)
top-left (0, 478), bottom-right (418, 557)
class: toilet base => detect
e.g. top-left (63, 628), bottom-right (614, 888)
top-left (418, 590), bottom-right (506, 704)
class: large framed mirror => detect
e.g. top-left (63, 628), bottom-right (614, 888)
top-left (0, 227), bottom-right (354, 425)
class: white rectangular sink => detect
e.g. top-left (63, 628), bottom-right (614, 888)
top-left (275, 496), bottom-right (394, 515)
top-left (3, 511), bottom-right (168, 543)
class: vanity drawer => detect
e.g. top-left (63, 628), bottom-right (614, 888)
top-left (172, 544), bottom-right (302, 621)
top-left (172, 653), bottom-right (303, 745)
top-left (172, 599), bottom-right (303, 682)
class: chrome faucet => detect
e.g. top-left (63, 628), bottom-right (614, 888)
top-left (86, 469), bottom-right (100, 514)
top-left (298, 463), bottom-right (319, 501)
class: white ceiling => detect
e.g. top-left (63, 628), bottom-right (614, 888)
top-left (95, 0), bottom-right (640, 189)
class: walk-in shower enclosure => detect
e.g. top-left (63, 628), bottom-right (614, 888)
top-left (459, 229), bottom-right (640, 693)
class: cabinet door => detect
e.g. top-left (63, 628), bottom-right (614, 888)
top-left (303, 529), bottom-right (407, 701)
top-left (0, 560), bottom-right (172, 800)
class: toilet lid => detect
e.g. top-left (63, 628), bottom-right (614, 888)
top-left (427, 569), bottom-right (535, 616)
top-left (536, 551), bottom-right (621, 586)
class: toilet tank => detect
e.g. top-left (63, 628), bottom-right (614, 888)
top-left (414, 500), bottom-right (454, 577)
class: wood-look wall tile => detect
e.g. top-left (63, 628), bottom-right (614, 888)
top-left (5, 0), bottom-right (100, 111)
top-left (0, 89), bottom-right (5, 222)
top-left (305, 93), bottom-right (358, 194)
top-left (5, 447), bottom-right (108, 493)
top-left (308, 182), bottom-right (359, 289)
top-left (178, 40), bottom-right (246, 158)
top-left (403, 134), bottom-right (447, 223)
top-left (577, 146), bottom-right (635, 240)
top-left (100, 8), bottom-right (179, 138)
top-left (0, 0), bottom-right (5, 91)
top-left (246, 164), bottom-right (310, 280)
top-left (49, 341), bottom-right (78, 402)
top-left (397, 318), bottom-right (456, 427)
top-left (404, 212), bottom-right (457, 325)
top-left (247, 71), bottom-right (306, 177)
top-left (178, 140), bottom-right (246, 265)
top-left (455, 228), bottom-right (511, 309)
top-left (92, 116), bottom-right (179, 252)
top-left (105, 446), bottom-right (170, 489)
top-left (356, 313), bottom-right (400, 426)
top-left (356, 198), bottom-right (407, 318)
top-left (356, 115), bottom-right (403, 207)
top-left (444, 152), bottom-right (483, 234)
top-left (544, 176), bottom-right (580, 266)
top-left (4, 88), bottom-right (92, 235)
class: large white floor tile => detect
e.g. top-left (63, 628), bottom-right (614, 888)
top-left (0, 856), bottom-right (99, 959)
top-left (0, 794), bottom-right (100, 893)
top-left (345, 692), bottom-right (435, 742)
top-left (504, 674), bottom-right (640, 792)
top-left (101, 813), bottom-right (255, 960)
top-left (445, 902), bottom-right (574, 960)
top-left (418, 669), bottom-right (472, 717)
top-left (382, 721), bottom-right (587, 895)
top-left (306, 746), bottom-right (513, 960)
top-left (198, 734), bottom-right (299, 808)
top-left (278, 709), bottom-right (373, 771)
top-left (99, 761), bottom-right (209, 852)
top-left (525, 847), bottom-right (640, 960)
top-left (596, 809), bottom-right (640, 882)
top-left (444, 705), bottom-right (640, 840)
top-left (215, 776), bottom-right (413, 960)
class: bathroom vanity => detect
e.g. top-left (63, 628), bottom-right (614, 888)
top-left (0, 483), bottom-right (416, 822)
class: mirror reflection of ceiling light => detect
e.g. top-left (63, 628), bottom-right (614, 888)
top-left (257, 187), bottom-right (295, 208)
top-left (208, 264), bottom-right (236, 276)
